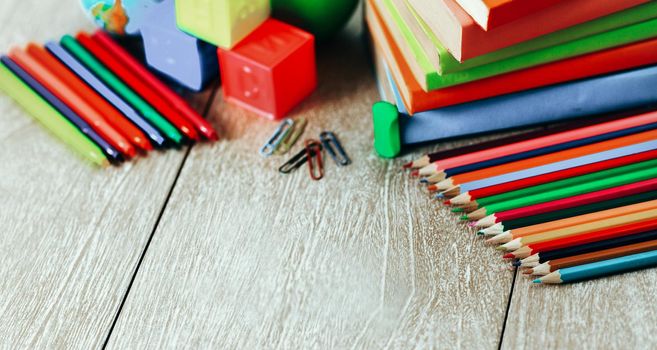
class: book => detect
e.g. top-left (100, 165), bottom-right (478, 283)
top-left (454, 0), bottom-right (564, 31)
top-left (374, 55), bottom-right (657, 146)
top-left (377, 0), bottom-right (657, 91)
top-left (366, 0), bottom-right (657, 114)
top-left (407, 0), bottom-right (648, 61)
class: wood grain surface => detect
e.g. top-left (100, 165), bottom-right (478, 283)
top-left (2, 1), bottom-right (657, 349)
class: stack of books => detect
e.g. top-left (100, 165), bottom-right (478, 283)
top-left (367, 0), bottom-right (657, 157)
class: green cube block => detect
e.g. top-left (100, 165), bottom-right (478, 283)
top-left (175, 0), bottom-right (270, 49)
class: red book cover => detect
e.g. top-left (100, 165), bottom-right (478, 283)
top-left (367, 0), bottom-right (657, 115)
top-left (455, 0), bottom-right (565, 30)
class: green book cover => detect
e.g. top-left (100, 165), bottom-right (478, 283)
top-left (385, 0), bottom-right (657, 91)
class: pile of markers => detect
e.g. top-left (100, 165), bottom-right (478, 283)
top-left (405, 110), bottom-right (657, 284)
top-left (0, 30), bottom-right (218, 167)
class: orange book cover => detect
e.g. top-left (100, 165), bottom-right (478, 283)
top-left (367, 0), bottom-right (657, 114)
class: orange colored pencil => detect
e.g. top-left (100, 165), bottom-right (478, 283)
top-left (26, 43), bottom-right (152, 153)
top-left (487, 199), bottom-right (657, 244)
top-left (438, 129), bottom-right (657, 188)
top-left (10, 48), bottom-right (136, 158)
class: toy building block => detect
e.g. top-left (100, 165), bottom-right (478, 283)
top-left (218, 19), bottom-right (317, 120)
top-left (175, 0), bottom-right (270, 49)
top-left (140, 0), bottom-right (218, 91)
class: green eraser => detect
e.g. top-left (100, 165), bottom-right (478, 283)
top-left (372, 101), bottom-right (401, 158)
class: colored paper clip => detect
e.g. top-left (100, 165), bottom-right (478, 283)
top-left (260, 118), bottom-right (294, 156)
top-left (277, 118), bottom-right (307, 155)
top-left (320, 131), bottom-right (351, 166)
top-left (278, 141), bottom-right (323, 174)
top-left (305, 139), bottom-right (324, 181)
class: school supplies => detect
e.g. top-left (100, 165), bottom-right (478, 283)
top-left (305, 140), bottom-right (323, 181)
top-left (277, 118), bottom-right (307, 155)
top-left (278, 130), bottom-right (350, 180)
top-left (320, 132), bottom-right (351, 166)
top-left (261, 118), bottom-right (295, 156)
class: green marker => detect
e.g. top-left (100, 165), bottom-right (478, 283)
top-left (60, 35), bottom-right (183, 145)
top-left (372, 101), bottom-right (401, 158)
top-left (0, 62), bottom-right (108, 166)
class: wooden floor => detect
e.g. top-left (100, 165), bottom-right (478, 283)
top-left (2, 2), bottom-right (657, 349)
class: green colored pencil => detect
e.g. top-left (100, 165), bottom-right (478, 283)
top-left (0, 62), bottom-right (108, 166)
top-left (466, 160), bottom-right (657, 220)
top-left (60, 35), bottom-right (183, 145)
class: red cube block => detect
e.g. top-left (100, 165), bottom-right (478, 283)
top-left (218, 19), bottom-right (317, 120)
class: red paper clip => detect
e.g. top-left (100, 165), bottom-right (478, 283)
top-left (305, 139), bottom-right (323, 181)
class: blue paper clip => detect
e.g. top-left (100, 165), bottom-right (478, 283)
top-left (320, 131), bottom-right (351, 166)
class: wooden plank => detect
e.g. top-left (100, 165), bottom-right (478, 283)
top-left (106, 19), bottom-right (514, 348)
top-left (0, 2), bottom-right (217, 347)
top-left (501, 269), bottom-right (657, 348)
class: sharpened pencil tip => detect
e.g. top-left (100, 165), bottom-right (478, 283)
top-left (410, 170), bottom-right (419, 177)
top-left (434, 193), bottom-right (444, 199)
top-left (533, 279), bottom-right (542, 284)
top-left (467, 221), bottom-right (477, 227)
top-left (502, 253), bottom-right (514, 258)
top-left (452, 208), bottom-right (463, 213)
top-left (460, 215), bottom-right (468, 221)
top-left (443, 200), bottom-right (451, 205)
top-left (477, 231), bottom-right (484, 235)
top-left (402, 161), bottom-right (412, 169)
top-left (420, 178), bottom-right (428, 184)
top-left (512, 260), bottom-right (521, 267)
top-left (427, 185), bottom-right (437, 191)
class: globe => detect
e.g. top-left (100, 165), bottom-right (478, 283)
top-left (80, 0), bottom-right (162, 35)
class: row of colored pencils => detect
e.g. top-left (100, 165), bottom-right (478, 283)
top-left (404, 111), bottom-right (657, 284)
top-left (0, 30), bottom-right (218, 167)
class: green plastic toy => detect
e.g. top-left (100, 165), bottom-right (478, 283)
top-left (271, 0), bottom-right (359, 40)
top-left (372, 101), bottom-right (401, 158)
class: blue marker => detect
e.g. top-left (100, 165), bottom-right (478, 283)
top-left (45, 41), bottom-right (167, 148)
top-left (1, 55), bottom-right (123, 164)
top-left (535, 249), bottom-right (657, 284)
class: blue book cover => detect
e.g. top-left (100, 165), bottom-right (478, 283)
top-left (379, 63), bottom-right (657, 145)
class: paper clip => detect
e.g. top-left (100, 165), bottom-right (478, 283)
top-left (305, 139), bottom-right (324, 181)
top-left (320, 131), bottom-right (351, 166)
top-left (260, 118), bottom-right (294, 156)
top-left (276, 118), bottom-right (307, 155)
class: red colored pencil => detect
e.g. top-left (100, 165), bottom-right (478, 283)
top-left (453, 149), bottom-right (657, 205)
top-left (9, 47), bottom-right (137, 158)
top-left (475, 178), bottom-right (657, 227)
top-left (92, 30), bottom-right (218, 141)
top-left (75, 32), bottom-right (200, 141)
top-left (506, 218), bottom-right (657, 259)
top-left (26, 43), bottom-right (152, 152)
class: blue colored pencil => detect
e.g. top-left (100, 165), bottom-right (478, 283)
top-left (534, 249), bottom-right (657, 284)
top-left (1, 55), bottom-right (123, 164)
top-left (44, 41), bottom-right (167, 148)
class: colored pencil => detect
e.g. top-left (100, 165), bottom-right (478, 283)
top-left (416, 111), bottom-right (657, 177)
top-left (0, 61), bottom-right (108, 166)
top-left (75, 32), bottom-right (199, 141)
top-left (8, 47), bottom-right (137, 158)
top-left (437, 139), bottom-right (657, 193)
top-left (520, 229), bottom-right (657, 269)
top-left (505, 218), bottom-right (657, 259)
top-left (443, 120), bottom-right (657, 178)
top-left (534, 249), bottom-right (657, 284)
top-left (448, 148), bottom-right (657, 205)
top-left (92, 30), bottom-right (218, 141)
top-left (480, 191), bottom-right (657, 237)
top-left (60, 35), bottom-right (184, 145)
top-left (499, 207), bottom-right (657, 252)
top-left (26, 43), bottom-right (152, 153)
top-left (1, 56), bottom-right (122, 164)
top-left (529, 239), bottom-right (657, 275)
top-left (45, 41), bottom-right (167, 148)
top-left (436, 129), bottom-right (657, 191)
top-left (467, 162), bottom-right (657, 221)
top-left (468, 158), bottom-right (657, 213)
top-left (487, 199), bottom-right (657, 245)
top-left (406, 114), bottom-right (627, 170)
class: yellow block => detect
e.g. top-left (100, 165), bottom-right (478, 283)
top-left (175, 0), bottom-right (270, 49)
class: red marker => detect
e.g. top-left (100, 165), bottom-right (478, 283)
top-left (9, 47), bottom-right (137, 158)
top-left (77, 32), bottom-right (209, 143)
top-left (27, 43), bottom-right (152, 152)
top-left (92, 31), bottom-right (218, 140)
